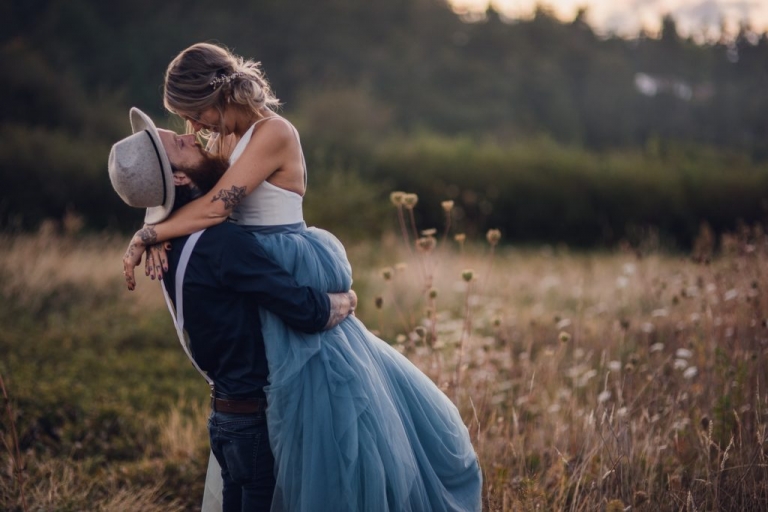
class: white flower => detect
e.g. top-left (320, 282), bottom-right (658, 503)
top-left (650, 342), bottom-right (665, 353)
top-left (724, 289), bottom-right (739, 301)
top-left (608, 360), bottom-right (622, 372)
top-left (673, 359), bottom-right (689, 370)
top-left (597, 390), bottom-right (611, 404)
top-left (675, 348), bottom-right (693, 359)
top-left (683, 367), bottom-right (698, 379)
top-left (652, 308), bottom-right (669, 317)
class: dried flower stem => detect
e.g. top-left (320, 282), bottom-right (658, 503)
top-left (396, 205), bottom-right (413, 255)
top-left (0, 372), bottom-right (28, 512)
top-left (453, 279), bottom-right (473, 401)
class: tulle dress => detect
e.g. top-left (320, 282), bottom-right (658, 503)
top-left (202, 118), bottom-right (482, 512)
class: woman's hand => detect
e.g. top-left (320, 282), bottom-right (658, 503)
top-left (145, 242), bottom-right (172, 281)
top-left (122, 226), bottom-right (159, 290)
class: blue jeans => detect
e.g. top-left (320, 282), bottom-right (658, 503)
top-left (208, 410), bottom-right (275, 512)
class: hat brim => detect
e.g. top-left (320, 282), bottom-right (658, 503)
top-left (129, 107), bottom-right (175, 224)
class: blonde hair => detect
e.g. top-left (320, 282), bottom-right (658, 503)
top-left (163, 42), bottom-right (280, 152)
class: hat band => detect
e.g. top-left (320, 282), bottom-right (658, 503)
top-left (144, 130), bottom-right (167, 209)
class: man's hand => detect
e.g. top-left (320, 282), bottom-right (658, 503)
top-left (325, 290), bottom-right (357, 329)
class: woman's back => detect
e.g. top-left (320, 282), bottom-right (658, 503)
top-left (229, 117), bottom-right (306, 227)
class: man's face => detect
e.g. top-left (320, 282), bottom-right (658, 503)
top-left (157, 129), bottom-right (206, 169)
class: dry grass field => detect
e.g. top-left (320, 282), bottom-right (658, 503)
top-left (1, 218), bottom-right (767, 511)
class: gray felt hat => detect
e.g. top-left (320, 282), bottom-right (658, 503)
top-left (108, 108), bottom-right (175, 224)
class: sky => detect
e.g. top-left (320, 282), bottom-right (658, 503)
top-left (448, 0), bottom-right (768, 39)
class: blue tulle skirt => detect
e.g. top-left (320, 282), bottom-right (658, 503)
top-left (245, 222), bottom-right (482, 512)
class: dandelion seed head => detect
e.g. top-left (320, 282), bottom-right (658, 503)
top-left (454, 233), bottom-right (466, 244)
top-left (416, 236), bottom-right (437, 252)
top-left (486, 229), bottom-right (501, 245)
top-left (402, 193), bottom-right (419, 209)
top-left (389, 191), bottom-right (406, 206)
top-left (598, 390), bottom-right (611, 404)
top-left (608, 360), bottom-right (622, 372)
top-left (441, 200), bottom-right (454, 212)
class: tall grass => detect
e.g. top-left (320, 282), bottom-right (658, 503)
top-left (1, 217), bottom-right (767, 510)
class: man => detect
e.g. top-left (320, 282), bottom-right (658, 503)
top-left (108, 108), bottom-right (356, 512)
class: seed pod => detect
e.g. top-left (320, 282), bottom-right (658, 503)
top-left (390, 191), bottom-right (406, 206)
top-left (486, 229), bottom-right (501, 245)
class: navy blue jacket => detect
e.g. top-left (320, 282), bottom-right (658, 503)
top-left (163, 222), bottom-right (330, 398)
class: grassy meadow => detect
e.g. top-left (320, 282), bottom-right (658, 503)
top-left (1, 213), bottom-right (767, 511)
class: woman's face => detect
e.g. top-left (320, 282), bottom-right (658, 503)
top-left (157, 129), bottom-right (205, 169)
top-left (183, 107), bottom-right (222, 133)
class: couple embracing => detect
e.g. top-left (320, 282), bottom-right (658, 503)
top-left (108, 42), bottom-right (482, 512)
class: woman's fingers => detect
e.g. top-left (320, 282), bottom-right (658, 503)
top-left (149, 244), bottom-right (166, 280)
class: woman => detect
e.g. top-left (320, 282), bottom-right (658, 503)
top-left (123, 42), bottom-right (482, 512)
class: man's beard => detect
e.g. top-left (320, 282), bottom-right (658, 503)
top-left (172, 153), bottom-right (230, 211)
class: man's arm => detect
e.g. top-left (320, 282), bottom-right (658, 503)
top-left (325, 290), bottom-right (357, 330)
top-left (216, 226), bottom-right (353, 333)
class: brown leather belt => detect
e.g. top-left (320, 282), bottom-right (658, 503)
top-left (211, 396), bottom-right (267, 414)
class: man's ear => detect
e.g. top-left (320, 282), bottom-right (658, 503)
top-left (173, 172), bottom-right (192, 186)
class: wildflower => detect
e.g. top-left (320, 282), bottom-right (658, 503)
top-left (428, 288), bottom-right (438, 299)
top-left (486, 229), bottom-right (501, 246)
top-left (402, 193), bottom-right (419, 209)
top-left (395, 334), bottom-right (407, 344)
top-left (597, 390), bottom-right (611, 404)
top-left (559, 331), bottom-right (571, 343)
top-left (381, 267), bottom-right (393, 280)
top-left (650, 342), bottom-right (664, 352)
top-left (390, 191), bottom-right (406, 206)
top-left (441, 200), bottom-right (454, 212)
top-left (624, 363), bottom-right (635, 374)
top-left (683, 366), bottom-right (698, 379)
top-left (414, 326), bottom-right (427, 338)
top-left (421, 228), bottom-right (437, 236)
top-left (608, 361), bottom-right (622, 372)
top-left (454, 233), bottom-right (466, 244)
top-left (461, 269), bottom-right (474, 282)
top-left (374, 296), bottom-right (383, 309)
top-left (675, 348), bottom-right (693, 359)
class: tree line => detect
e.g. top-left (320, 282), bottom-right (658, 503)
top-left (2, 0), bottom-right (768, 245)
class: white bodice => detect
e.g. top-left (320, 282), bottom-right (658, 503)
top-left (227, 118), bottom-right (305, 226)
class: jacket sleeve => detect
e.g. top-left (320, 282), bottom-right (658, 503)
top-left (216, 227), bottom-right (331, 333)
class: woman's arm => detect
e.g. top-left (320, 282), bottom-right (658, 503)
top-left (122, 120), bottom-right (295, 290)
